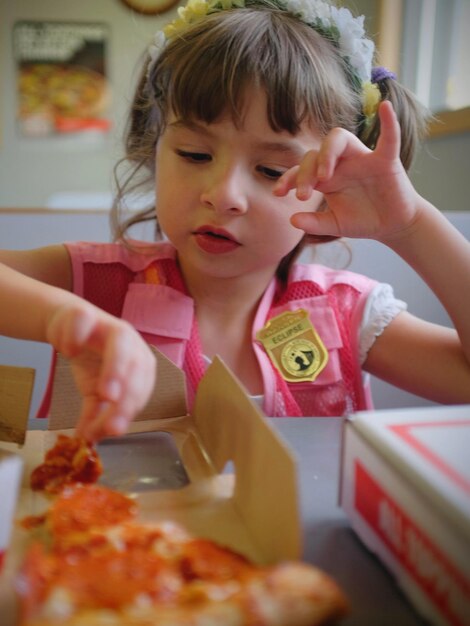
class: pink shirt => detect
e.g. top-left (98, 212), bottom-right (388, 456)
top-left (54, 240), bottom-right (382, 417)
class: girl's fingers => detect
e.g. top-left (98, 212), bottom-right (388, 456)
top-left (101, 339), bottom-right (156, 417)
top-left (374, 101), bottom-right (401, 161)
top-left (274, 153), bottom-right (321, 200)
top-left (293, 151), bottom-right (320, 200)
top-left (291, 209), bottom-right (341, 237)
top-left (75, 398), bottom-right (113, 441)
top-left (94, 324), bottom-right (135, 402)
top-left (317, 127), bottom-right (370, 172)
top-left (77, 386), bottom-right (139, 440)
top-left (76, 353), bottom-right (154, 441)
top-left (273, 165), bottom-right (300, 196)
top-left (84, 332), bottom-right (156, 440)
top-left (274, 128), bottom-right (370, 199)
top-left (99, 326), bottom-right (156, 406)
top-left (274, 150), bottom-right (324, 200)
top-left (77, 399), bottom-right (129, 441)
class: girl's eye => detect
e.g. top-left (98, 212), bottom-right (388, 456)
top-left (257, 165), bottom-right (284, 180)
top-left (176, 150), bottom-right (211, 163)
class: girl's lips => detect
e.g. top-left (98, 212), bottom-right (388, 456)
top-left (193, 226), bottom-right (241, 254)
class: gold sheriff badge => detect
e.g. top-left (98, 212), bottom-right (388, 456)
top-left (256, 309), bottom-right (328, 383)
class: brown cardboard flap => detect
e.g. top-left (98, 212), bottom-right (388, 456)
top-left (193, 357), bottom-right (302, 563)
top-left (0, 365), bottom-right (35, 444)
top-left (49, 347), bottom-right (187, 430)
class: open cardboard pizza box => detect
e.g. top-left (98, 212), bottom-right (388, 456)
top-left (0, 348), bottom-right (302, 625)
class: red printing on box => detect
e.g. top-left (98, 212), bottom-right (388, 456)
top-left (354, 460), bottom-right (470, 626)
top-left (388, 420), bottom-right (470, 497)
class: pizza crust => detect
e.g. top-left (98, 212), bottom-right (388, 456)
top-left (18, 561), bottom-right (348, 626)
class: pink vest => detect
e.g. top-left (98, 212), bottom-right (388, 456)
top-left (40, 241), bottom-right (377, 417)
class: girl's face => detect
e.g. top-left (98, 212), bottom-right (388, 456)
top-left (155, 87), bottom-right (324, 285)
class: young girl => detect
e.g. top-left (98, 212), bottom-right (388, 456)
top-left (1, 0), bottom-right (470, 440)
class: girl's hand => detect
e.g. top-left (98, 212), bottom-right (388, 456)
top-left (274, 101), bottom-right (422, 242)
top-left (46, 303), bottom-right (156, 441)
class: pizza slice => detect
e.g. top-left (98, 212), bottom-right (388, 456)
top-left (29, 434), bottom-right (102, 494)
top-left (16, 435), bottom-right (349, 625)
top-left (16, 483), bottom-right (348, 626)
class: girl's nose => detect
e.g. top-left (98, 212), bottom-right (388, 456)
top-left (200, 165), bottom-right (248, 214)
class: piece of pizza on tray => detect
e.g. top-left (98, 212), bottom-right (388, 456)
top-left (16, 435), bottom-right (349, 626)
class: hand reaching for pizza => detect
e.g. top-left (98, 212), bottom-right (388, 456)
top-left (46, 302), bottom-right (156, 441)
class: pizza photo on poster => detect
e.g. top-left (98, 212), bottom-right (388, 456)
top-left (13, 21), bottom-right (111, 138)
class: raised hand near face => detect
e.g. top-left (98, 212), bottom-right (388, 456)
top-left (274, 101), bottom-right (423, 243)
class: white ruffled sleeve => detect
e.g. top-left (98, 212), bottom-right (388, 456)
top-left (359, 283), bottom-right (407, 364)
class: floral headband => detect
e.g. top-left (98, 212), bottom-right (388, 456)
top-left (147, 0), bottom-right (394, 122)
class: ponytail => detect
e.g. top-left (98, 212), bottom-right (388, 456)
top-left (359, 74), bottom-right (430, 171)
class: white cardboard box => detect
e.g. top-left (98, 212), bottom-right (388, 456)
top-left (341, 405), bottom-right (470, 626)
top-left (0, 451), bottom-right (23, 570)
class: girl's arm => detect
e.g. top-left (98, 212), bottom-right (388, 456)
top-left (0, 248), bottom-right (156, 440)
top-left (381, 198), bottom-right (470, 362)
top-left (274, 102), bottom-right (470, 402)
top-left (364, 199), bottom-right (470, 402)
top-left (0, 245), bottom-right (73, 340)
top-left (364, 312), bottom-right (470, 404)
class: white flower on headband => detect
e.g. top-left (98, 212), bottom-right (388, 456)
top-left (146, 0), bottom-right (375, 86)
top-left (148, 31), bottom-right (166, 67)
top-left (283, 0), bottom-right (331, 25)
top-left (330, 7), bottom-right (374, 82)
top-left (282, 0), bottom-right (374, 84)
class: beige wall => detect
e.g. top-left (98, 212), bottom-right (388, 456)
top-left (411, 133), bottom-right (470, 212)
top-left (0, 0), bottom-right (174, 208)
top-left (1, 0), bottom-right (468, 211)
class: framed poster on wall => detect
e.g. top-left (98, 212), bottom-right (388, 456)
top-left (13, 21), bottom-right (111, 138)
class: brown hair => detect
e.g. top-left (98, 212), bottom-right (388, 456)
top-left (112, 0), bottom-right (429, 280)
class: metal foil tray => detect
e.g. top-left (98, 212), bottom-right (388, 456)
top-left (97, 431), bottom-right (190, 493)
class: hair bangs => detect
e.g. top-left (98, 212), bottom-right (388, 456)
top-left (155, 8), bottom-right (360, 135)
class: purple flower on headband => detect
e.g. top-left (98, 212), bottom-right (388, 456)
top-left (371, 66), bottom-right (397, 83)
